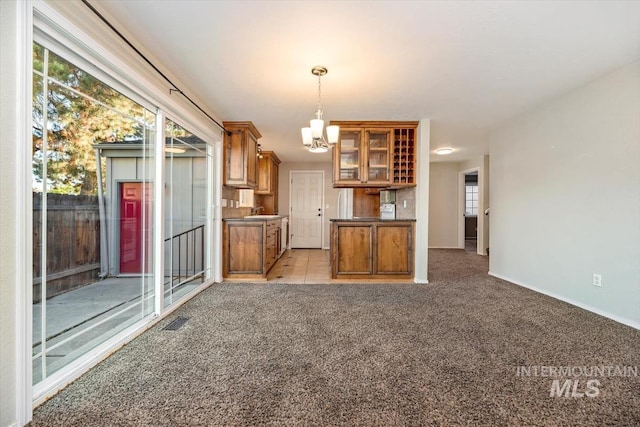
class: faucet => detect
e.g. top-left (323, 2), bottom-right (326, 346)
top-left (251, 206), bottom-right (264, 215)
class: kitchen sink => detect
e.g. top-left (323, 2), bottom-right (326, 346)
top-left (243, 215), bottom-right (281, 219)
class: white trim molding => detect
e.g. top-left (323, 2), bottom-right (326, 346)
top-left (414, 119), bottom-right (431, 283)
top-left (12, 0), bottom-right (34, 425)
top-left (489, 271), bottom-right (640, 330)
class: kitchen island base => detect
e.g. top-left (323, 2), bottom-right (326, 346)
top-left (330, 219), bottom-right (415, 280)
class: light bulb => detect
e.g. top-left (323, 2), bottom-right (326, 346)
top-left (326, 125), bottom-right (339, 144)
top-left (310, 119), bottom-right (324, 138)
top-left (301, 127), bottom-right (313, 146)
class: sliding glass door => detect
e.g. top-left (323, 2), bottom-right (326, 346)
top-left (32, 43), bottom-right (157, 384)
top-left (164, 120), bottom-right (212, 307)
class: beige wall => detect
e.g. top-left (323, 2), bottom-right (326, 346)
top-left (428, 156), bottom-right (490, 252)
top-left (278, 162), bottom-right (339, 249)
top-left (490, 60), bottom-right (640, 327)
top-left (428, 162), bottom-right (460, 247)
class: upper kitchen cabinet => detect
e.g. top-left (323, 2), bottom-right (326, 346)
top-left (331, 121), bottom-right (418, 188)
top-left (255, 151), bottom-right (280, 195)
top-left (333, 128), bottom-right (363, 186)
top-left (392, 125), bottom-right (417, 186)
top-left (254, 151), bottom-right (281, 215)
top-left (223, 121), bottom-right (260, 188)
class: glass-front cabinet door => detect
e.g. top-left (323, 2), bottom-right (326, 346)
top-left (332, 121), bottom-right (418, 188)
top-left (365, 129), bottom-right (392, 185)
top-left (334, 129), bottom-right (362, 185)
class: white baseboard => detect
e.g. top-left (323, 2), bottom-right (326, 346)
top-left (489, 271), bottom-right (640, 330)
top-left (428, 246), bottom-right (463, 249)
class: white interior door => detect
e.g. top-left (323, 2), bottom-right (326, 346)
top-left (290, 171), bottom-right (323, 248)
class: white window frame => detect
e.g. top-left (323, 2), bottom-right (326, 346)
top-left (27, 0), bottom-right (224, 412)
top-left (465, 183), bottom-right (479, 216)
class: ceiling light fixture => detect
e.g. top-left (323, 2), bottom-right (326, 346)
top-left (301, 66), bottom-right (339, 153)
top-left (435, 147), bottom-right (454, 155)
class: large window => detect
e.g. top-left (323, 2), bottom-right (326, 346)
top-left (32, 42), bottom-right (157, 385)
top-left (31, 37), bottom-right (214, 396)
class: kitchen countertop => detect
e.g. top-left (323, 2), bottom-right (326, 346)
top-left (329, 217), bottom-right (416, 222)
top-left (223, 215), bottom-right (287, 221)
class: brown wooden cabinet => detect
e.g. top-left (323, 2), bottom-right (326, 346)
top-left (264, 218), bottom-right (281, 271)
top-left (330, 219), bottom-right (415, 279)
top-left (333, 223), bottom-right (374, 275)
top-left (224, 221), bottom-right (264, 275)
top-left (223, 121), bottom-right (260, 188)
top-left (223, 217), bottom-right (283, 279)
top-left (392, 126), bottom-right (417, 186)
top-left (331, 121), bottom-right (418, 188)
top-left (376, 223), bottom-right (412, 275)
top-left (254, 151), bottom-right (280, 214)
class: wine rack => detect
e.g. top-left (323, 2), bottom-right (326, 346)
top-left (393, 128), bottom-right (415, 185)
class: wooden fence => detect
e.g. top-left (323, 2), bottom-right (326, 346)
top-left (33, 193), bottom-right (101, 303)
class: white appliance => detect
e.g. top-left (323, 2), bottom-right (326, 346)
top-left (380, 190), bottom-right (396, 219)
top-left (380, 203), bottom-right (396, 219)
top-left (337, 188), bottom-right (353, 219)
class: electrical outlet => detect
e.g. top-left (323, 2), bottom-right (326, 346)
top-left (593, 273), bottom-right (602, 287)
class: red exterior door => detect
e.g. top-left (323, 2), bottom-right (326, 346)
top-left (119, 182), bottom-right (153, 274)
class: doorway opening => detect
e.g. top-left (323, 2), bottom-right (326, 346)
top-left (463, 171), bottom-right (478, 253)
top-left (458, 167), bottom-right (483, 254)
top-left (289, 171), bottom-right (324, 249)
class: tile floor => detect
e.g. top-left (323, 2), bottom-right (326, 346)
top-left (266, 249), bottom-right (332, 284)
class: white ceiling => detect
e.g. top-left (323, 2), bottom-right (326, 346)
top-left (96, 0), bottom-right (640, 163)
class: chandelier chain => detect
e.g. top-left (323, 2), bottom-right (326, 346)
top-left (301, 65), bottom-right (338, 153)
top-left (317, 74), bottom-right (323, 113)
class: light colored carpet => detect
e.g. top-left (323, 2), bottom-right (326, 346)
top-left (30, 249), bottom-right (639, 426)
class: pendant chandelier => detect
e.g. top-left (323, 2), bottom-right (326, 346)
top-left (301, 66), bottom-right (339, 153)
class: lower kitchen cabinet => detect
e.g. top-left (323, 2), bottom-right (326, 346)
top-left (330, 219), bottom-right (415, 279)
top-left (223, 218), bottom-right (283, 279)
top-left (376, 224), bottom-right (412, 274)
top-left (226, 222), bottom-right (263, 274)
top-left (334, 224), bottom-right (374, 275)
